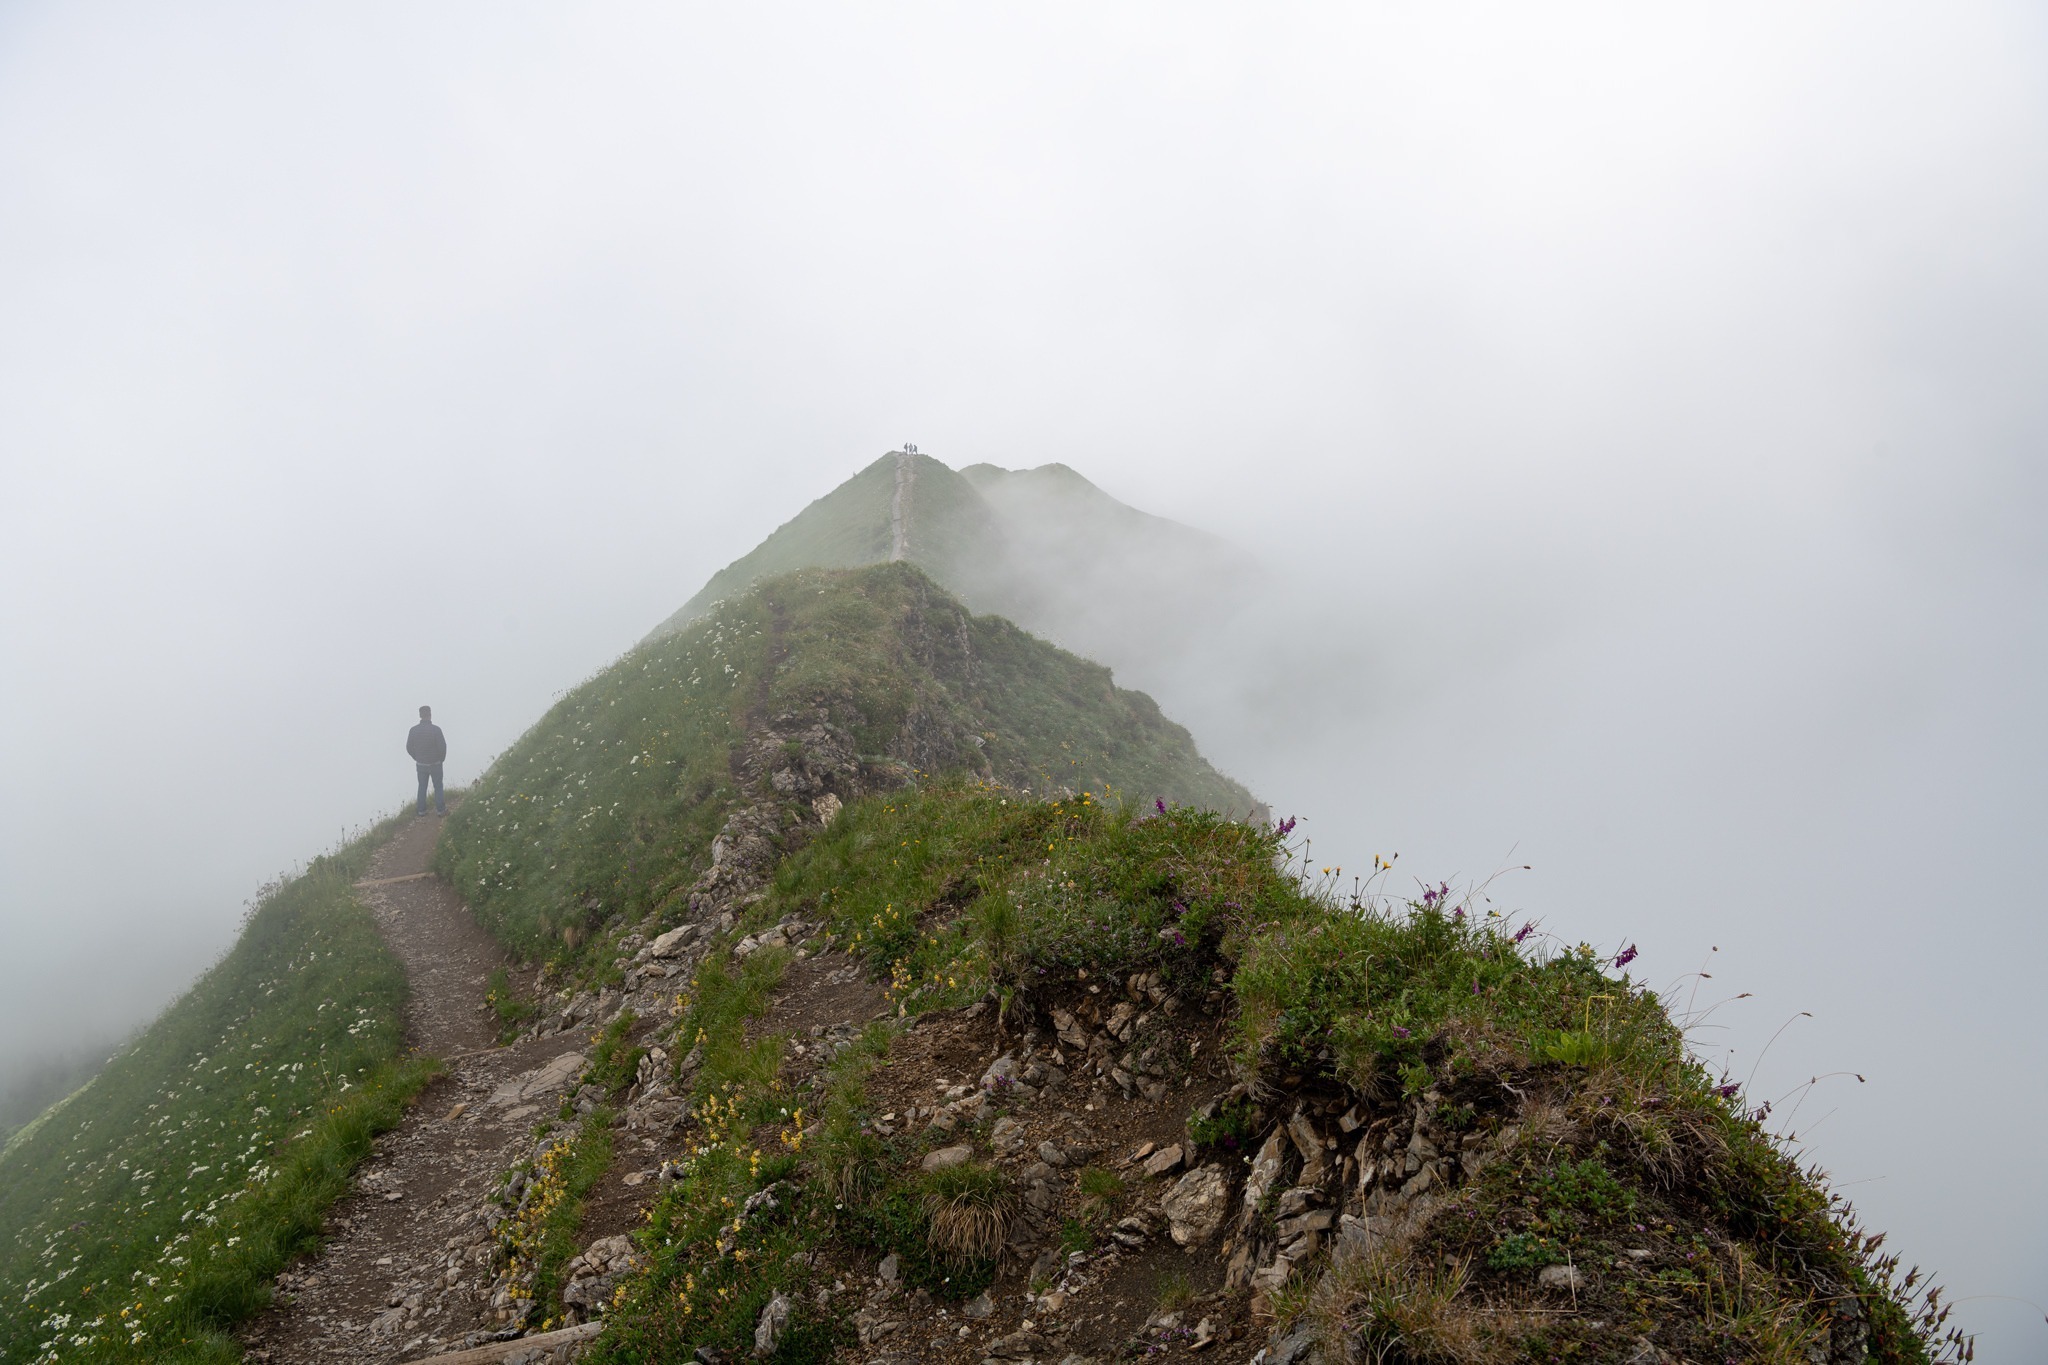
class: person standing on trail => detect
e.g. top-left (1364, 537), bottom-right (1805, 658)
top-left (407, 705), bottom-right (448, 816)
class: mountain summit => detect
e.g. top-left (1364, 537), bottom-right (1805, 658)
top-left (648, 452), bottom-right (1259, 678)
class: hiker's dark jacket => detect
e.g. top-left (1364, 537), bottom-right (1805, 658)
top-left (407, 721), bottom-right (447, 765)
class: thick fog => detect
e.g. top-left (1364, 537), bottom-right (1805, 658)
top-left (2, 3), bottom-right (2043, 1348)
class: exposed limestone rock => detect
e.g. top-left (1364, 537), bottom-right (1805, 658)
top-left (922, 1143), bottom-right (974, 1172)
top-left (1140, 1143), bottom-right (1184, 1178)
top-left (489, 1053), bottom-right (585, 1109)
top-left (1242, 1129), bottom-right (1290, 1216)
top-left (754, 1289), bottom-right (792, 1354)
top-left (560, 1233), bottom-right (639, 1315)
top-left (1160, 1164), bottom-right (1231, 1245)
top-left (648, 923), bottom-right (698, 958)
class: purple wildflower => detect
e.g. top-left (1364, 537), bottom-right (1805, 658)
top-left (1422, 888), bottom-right (1438, 905)
top-left (1613, 943), bottom-right (1638, 970)
top-left (1156, 798), bottom-right (1167, 815)
top-left (1512, 924), bottom-right (1536, 945)
top-left (1714, 1082), bottom-right (1740, 1099)
top-left (1392, 1025), bottom-right (1411, 1039)
top-left (1471, 979), bottom-right (1480, 995)
top-left (1275, 815), bottom-right (1297, 837)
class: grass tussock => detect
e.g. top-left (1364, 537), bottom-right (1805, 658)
top-left (1312, 1249), bottom-right (1510, 1364)
top-left (582, 1012), bottom-right (645, 1098)
top-left (919, 1163), bottom-right (1016, 1268)
top-left (0, 813), bottom-right (426, 1363)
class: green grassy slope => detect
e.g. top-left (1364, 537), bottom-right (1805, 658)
top-left (436, 561), bottom-right (1256, 965)
top-left (658, 454), bottom-right (896, 634)
top-left (642, 452), bottom-right (1253, 655)
top-left (647, 453), bottom-right (1005, 639)
top-left (588, 785), bottom-right (1964, 1364)
top-left (0, 1049), bottom-right (126, 1151)
top-left (0, 819), bottom-right (434, 1365)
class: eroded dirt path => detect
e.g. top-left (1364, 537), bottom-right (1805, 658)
top-left (239, 815), bottom-right (598, 1364)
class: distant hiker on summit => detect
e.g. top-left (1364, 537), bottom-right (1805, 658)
top-left (407, 705), bottom-right (448, 816)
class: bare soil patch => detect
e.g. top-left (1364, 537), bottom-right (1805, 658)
top-left (821, 989), bottom-right (1258, 1364)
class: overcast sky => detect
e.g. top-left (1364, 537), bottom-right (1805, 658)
top-left (2, 2), bottom-right (2043, 1349)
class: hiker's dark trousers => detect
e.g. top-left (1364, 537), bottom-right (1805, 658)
top-left (416, 762), bottom-right (445, 816)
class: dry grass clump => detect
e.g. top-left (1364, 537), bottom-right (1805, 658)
top-left (920, 1162), bottom-right (1016, 1267)
top-left (1564, 1065), bottom-right (1731, 1192)
top-left (814, 1125), bottom-right (886, 1207)
top-left (1311, 1247), bottom-right (1525, 1364)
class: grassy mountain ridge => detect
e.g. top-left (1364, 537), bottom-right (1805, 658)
top-left (644, 453), bottom-right (1259, 682)
top-left (438, 561), bottom-right (1257, 965)
top-left (578, 785), bottom-right (1965, 1364)
top-left (648, 454), bottom-right (981, 638)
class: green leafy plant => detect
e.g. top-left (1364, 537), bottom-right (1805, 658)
top-left (1534, 1154), bottom-right (1637, 1225)
top-left (1188, 1096), bottom-right (1258, 1153)
top-left (1485, 1231), bottom-right (1565, 1272)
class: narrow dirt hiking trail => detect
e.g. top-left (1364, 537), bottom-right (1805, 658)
top-left (239, 815), bottom-right (605, 1365)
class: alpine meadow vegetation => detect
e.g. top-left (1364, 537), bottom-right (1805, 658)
top-left (435, 562), bottom-right (1255, 970)
top-left (0, 815), bottom-right (431, 1364)
top-left (563, 784), bottom-right (1965, 1362)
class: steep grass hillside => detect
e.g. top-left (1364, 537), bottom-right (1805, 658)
top-left (0, 817), bottom-right (435, 1365)
top-left (0, 1049), bottom-right (126, 1151)
top-left (649, 454), bottom-right (1001, 637)
top-left (437, 561), bottom-right (1256, 968)
top-left (581, 786), bottom-right (1966, 1364)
